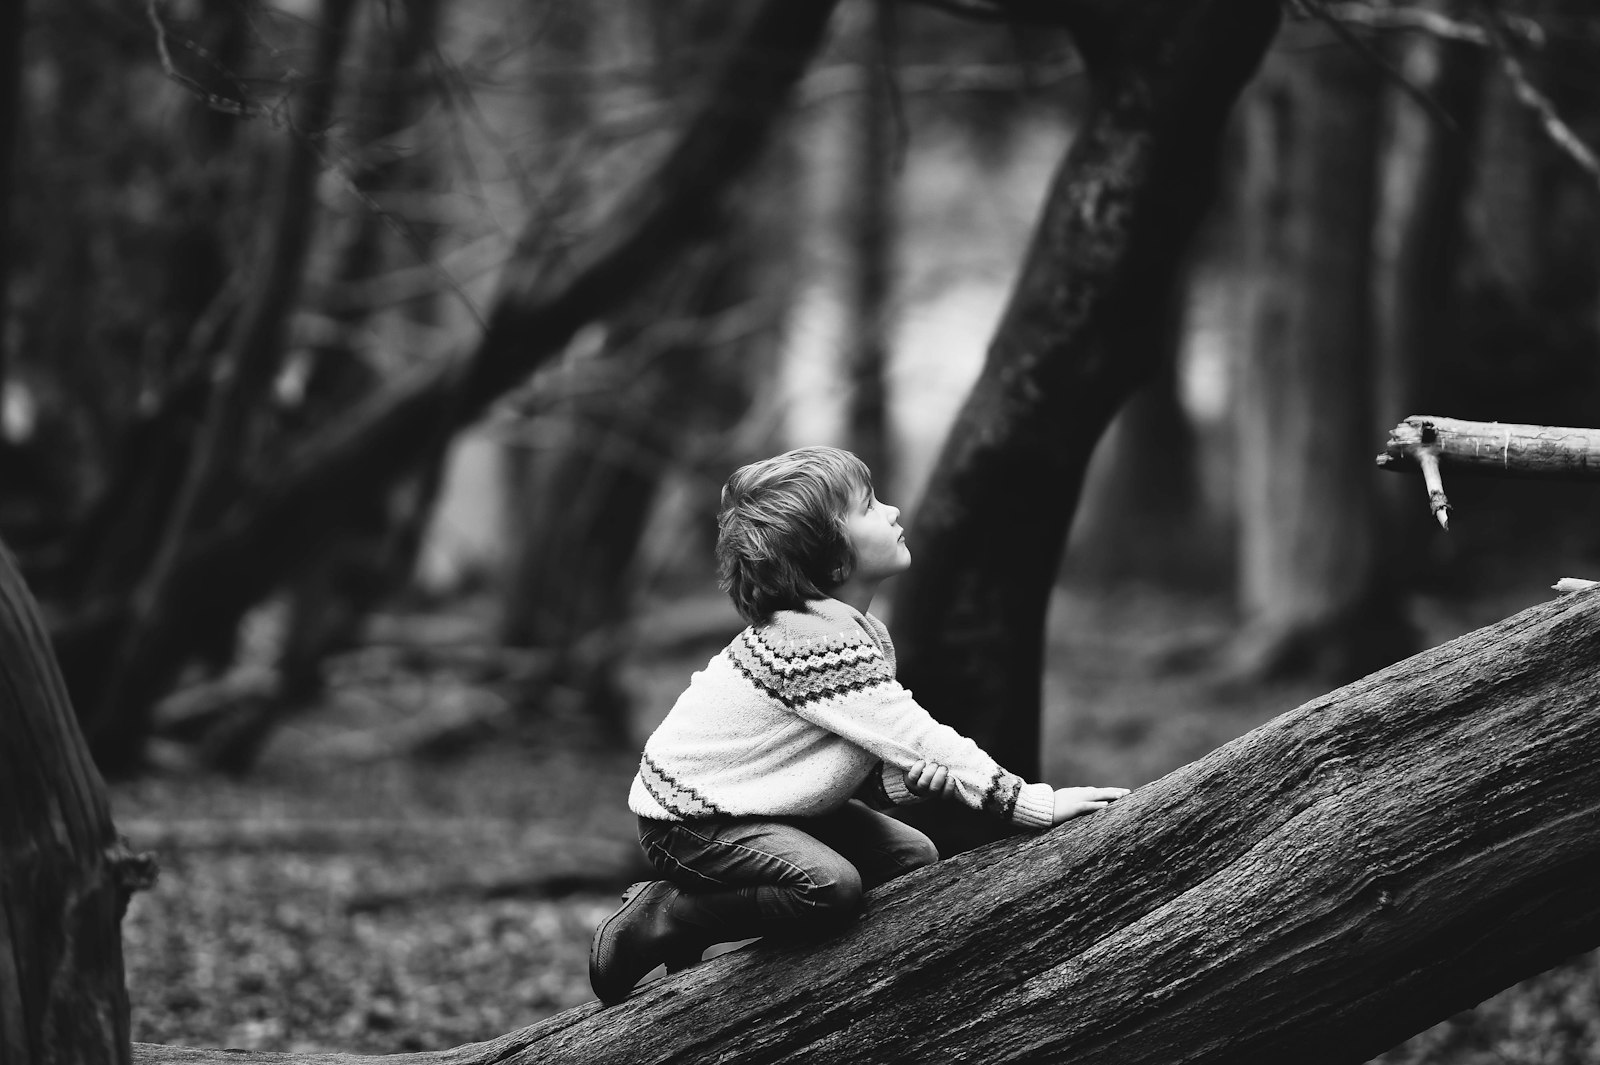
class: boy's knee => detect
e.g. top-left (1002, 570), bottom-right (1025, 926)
top-left (805, 864), bottom-right (864, 917)
top-left (895, 835), bottom-right (939, 875)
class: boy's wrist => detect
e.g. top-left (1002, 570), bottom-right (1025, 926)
top-left (1011, 782), bottom-right (1056, 830)
top-left (881, 765), bottom-right (921, 805)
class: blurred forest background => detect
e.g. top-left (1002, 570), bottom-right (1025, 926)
top-left (8, 0), bottom-right (1600, 1059)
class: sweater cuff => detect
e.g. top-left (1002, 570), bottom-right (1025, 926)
top-left (1010, 782), bottom-right (1056, 830)
top-left (881, 764), bottom-right (923, 806)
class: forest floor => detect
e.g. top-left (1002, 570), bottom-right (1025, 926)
top-left (114, 578), bottom-right (1600, 1063)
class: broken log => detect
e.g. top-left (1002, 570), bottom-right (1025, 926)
top-left (133, 585), bottom-right (1600, 1064)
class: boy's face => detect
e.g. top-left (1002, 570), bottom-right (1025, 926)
top-left (842, 487), bottom-right (911, 584)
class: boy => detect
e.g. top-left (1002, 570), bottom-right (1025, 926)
top-left (589, 446), bottom-right (1128, 1004)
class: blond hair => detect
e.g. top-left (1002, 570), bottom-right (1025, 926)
top-left (715, 447), bottom-right (872, 625)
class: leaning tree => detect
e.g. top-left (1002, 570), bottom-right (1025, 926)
top-left (892, 0), bottom-right (1279, 850)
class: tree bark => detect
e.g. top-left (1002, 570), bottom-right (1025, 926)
top-left (0, 541), bottom-right (140, 1065)
top-left (132, 586), bottom-right (1600, 1064)
top-left (893, 0), bottom-right (1280, 801)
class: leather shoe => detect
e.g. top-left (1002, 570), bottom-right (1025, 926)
top-left (589, 881), bottom-right (703, 1005)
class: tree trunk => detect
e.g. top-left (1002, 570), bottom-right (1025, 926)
top-left (133, 586), bottom-right (1600, 1064)
top-left (1229, 24), bottom-right (1411, 682)
top-left (893, 0), bottom-right (1280, 813)
top-left (842, 0), bottom-right (897, 483)
top-left (0, 541), bottom-right (142, 1065)
top-left (82, 0), bottom-right (362, 772)
top-left (498, 2), bottom-right (795, 740)
top-left (0, 0), bottom-right (21, 396)
top-left (1061, 275), bottom-right (1204, 587)
top-left (208, 0), bottom-right (451, 772)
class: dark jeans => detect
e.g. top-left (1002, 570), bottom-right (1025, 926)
top-left (637, 800), bottom-right (939, 943)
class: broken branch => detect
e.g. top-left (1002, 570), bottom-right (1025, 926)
top-left (1376, 415), bottom-right (1600, 528)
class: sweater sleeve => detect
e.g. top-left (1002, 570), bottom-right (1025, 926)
top-left (737, 625), bottom-right (1054, 830)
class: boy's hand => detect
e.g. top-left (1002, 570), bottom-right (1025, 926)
top-left (905, 760), bottom-right (959, 800)
top-left (1052, 786), bottom-right (1130, 824)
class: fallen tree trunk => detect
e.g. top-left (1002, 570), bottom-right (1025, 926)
top-left (133, 585), bottom-right (1600, 1063)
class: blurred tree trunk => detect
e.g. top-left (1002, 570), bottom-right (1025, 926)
top-left (893, 0), bottom-right (1280, 851)
top-left (204, 0), bottom-right (449, 773)
top-left (55, 0), bottom-right (253, 615)
top-left (1228, 28), bottom-right (1412, 682)
top-left (843, 0), bottom-right (897, 483)
top-left (0, 0), bottom-right (20, 396)
top-left (1061, 274), bottom-right (1203, 586)
top-left (49, 0), bottom-right (838, 773)
top-left (1457, 0), bottom-right (1600, 425)
top-left (499, 2), bottom-right (796, 738)
top-left (130, 588), bottom-right (1600, 1064)
top-left (1371, 1), bottom-right (1486, 570)
top-left (77, 0), bottom-right (362, 773)
top-left (0, 540), bottom-right (147, 1065)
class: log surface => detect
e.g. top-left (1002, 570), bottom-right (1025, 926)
top-left (1377, 414), bottom-right (1600, 478)
top-left (134, 587), bottom-right (1600, 1064)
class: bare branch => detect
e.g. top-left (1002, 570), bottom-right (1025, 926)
top-left (145, 0), bottom-right (260, 117)
top-left (1314, 2), bottom-right (1545, 48)
top-left (1477, 0), bottom-right (1600, 198)
top-left (1296, 0), bottom-right (1459, 131)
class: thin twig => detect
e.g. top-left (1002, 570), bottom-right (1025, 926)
top-left (146, 0), bottom-right (260, 117)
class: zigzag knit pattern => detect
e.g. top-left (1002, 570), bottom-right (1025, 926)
top-left (725, 628), bottom-right (894, 709)
top-left (637, 752), bottom-right (727, 819)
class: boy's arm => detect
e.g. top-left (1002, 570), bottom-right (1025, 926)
top-left (735, 624), bottom-right (1126, 828)
top-left (783, 663), bottom-right (1059, 829)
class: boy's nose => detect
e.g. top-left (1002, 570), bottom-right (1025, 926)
top-left (886, 504), bottom-right (900, 523)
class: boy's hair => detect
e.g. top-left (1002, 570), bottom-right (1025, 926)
top-left (716, 446), bottom-right (873, 625)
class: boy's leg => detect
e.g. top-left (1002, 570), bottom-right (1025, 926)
top-left (641, 816), bottom-right (865, 935)
top-left (591, 815), bottom-right (864, 1004)
top-left (800, 799), bottom-right (940, 891)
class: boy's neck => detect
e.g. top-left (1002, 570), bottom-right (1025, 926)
top-left (829, 578), bottom-right (879, 616)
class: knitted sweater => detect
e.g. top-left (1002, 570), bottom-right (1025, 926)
top-left (628, 597), bottom-right (1056, 831)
